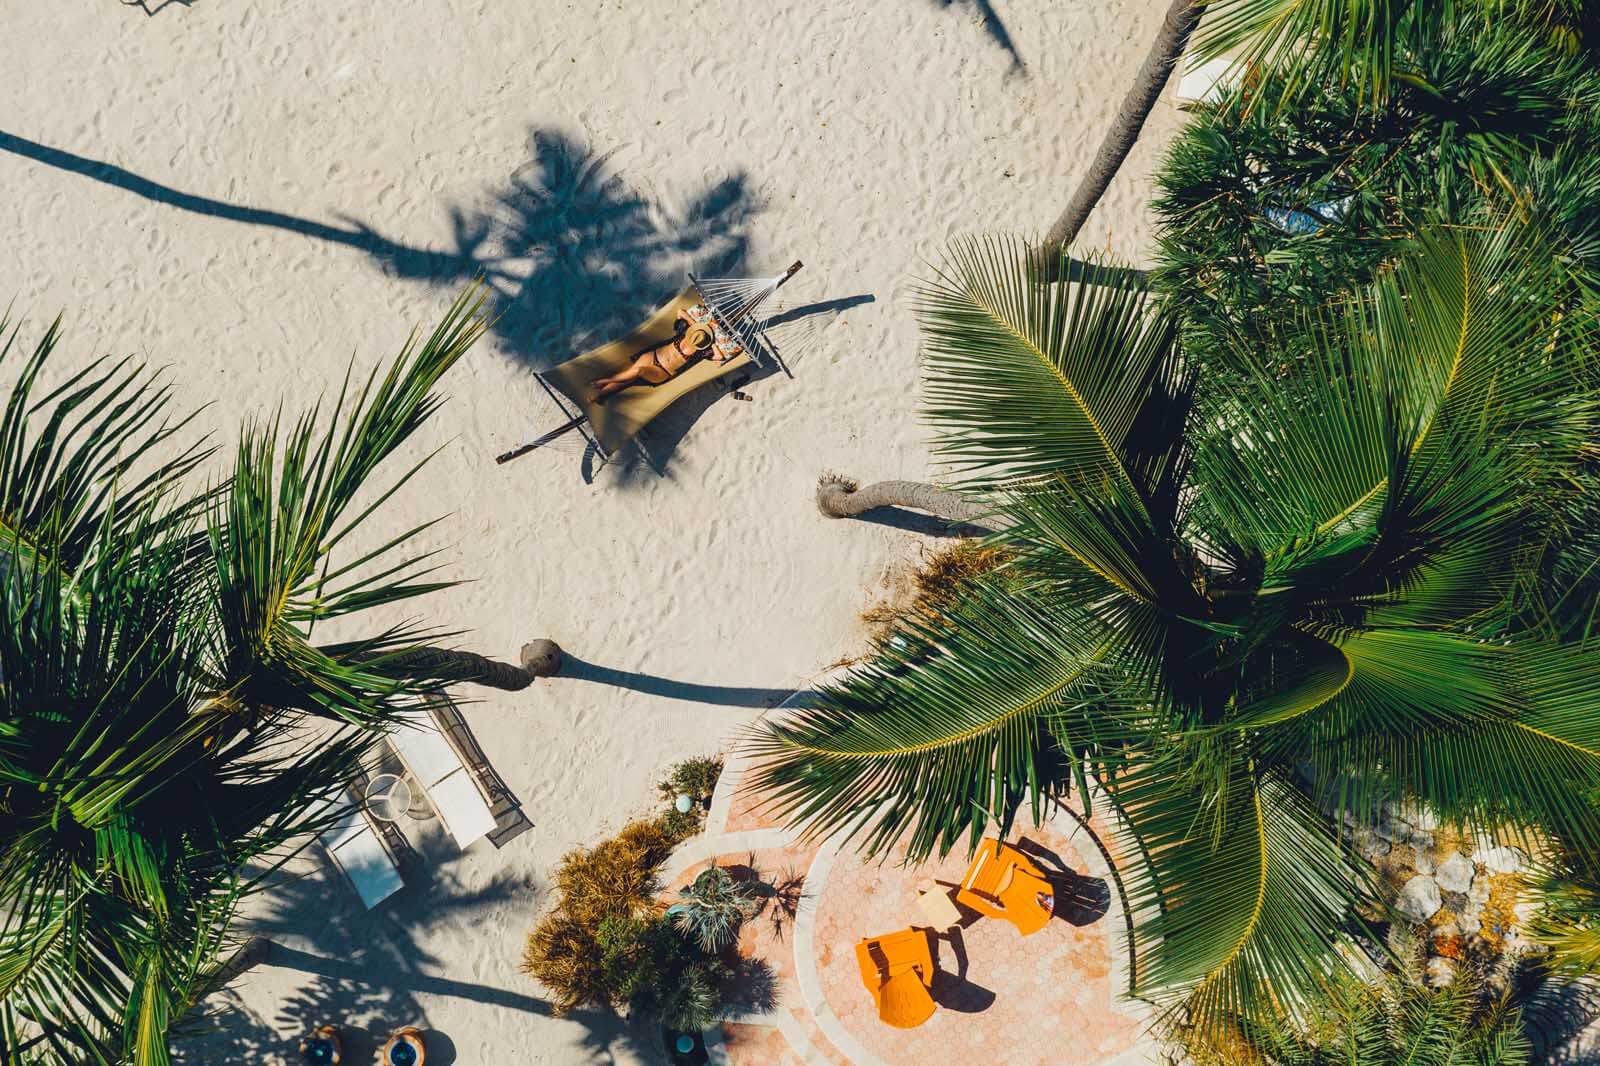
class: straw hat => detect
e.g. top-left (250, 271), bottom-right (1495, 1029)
top-left (684, 324), bottom-right (715, 351)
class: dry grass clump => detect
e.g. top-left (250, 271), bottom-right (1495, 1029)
top-left (522, 814), bottom-right (696, 1015)
top-left (861, 540), bottom-right (1009, 637)
top-left (523, 754), bottom-right (728, 1017)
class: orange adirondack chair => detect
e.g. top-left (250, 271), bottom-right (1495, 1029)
top-left (955, 838), bottom-right (1055, 936)
top-left (854, 927), bottom-right (937, 1028)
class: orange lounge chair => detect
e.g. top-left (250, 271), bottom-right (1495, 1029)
top-left (854, 927), bottom-right (937, 1028)
top-left (955, 838), bottom-right (1055, 936)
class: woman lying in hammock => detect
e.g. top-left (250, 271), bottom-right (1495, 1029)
top-left (589, 310), bottom-right (739, 402)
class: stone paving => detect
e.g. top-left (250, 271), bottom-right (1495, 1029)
top-left (667, 720), bottom-right (1161, 1066)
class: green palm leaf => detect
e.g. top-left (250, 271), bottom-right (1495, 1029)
top-left (918, 236), bottom-right (1185, 509)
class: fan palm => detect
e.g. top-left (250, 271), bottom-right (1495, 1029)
top-left (0, 289), bottom-right (543, 1065)
top-left (751, 228), bottom-right (1600, 1032)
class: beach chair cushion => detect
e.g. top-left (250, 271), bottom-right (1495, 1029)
top-left (390, 714), bottom-right (497, 850)
top-left (428, 770), bottom-right (498, 849)
top-left (392, 716), bottom-right (460, 786)
top-left (321, 802), bottom-right (403, 909)
top-left (541, 287), bottom-right (753, 457)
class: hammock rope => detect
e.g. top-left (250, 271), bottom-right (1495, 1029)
top-left (691, 260), bottom-right (803, 369)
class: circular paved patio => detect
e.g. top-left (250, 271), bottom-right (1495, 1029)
top-left (798, 818), bottom-right (1147, 1066)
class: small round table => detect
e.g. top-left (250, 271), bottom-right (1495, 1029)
top-left (298, 1025), bottom-right (341, 1064)
top-left (365, 774), bottom-right (413, 824)
top-left (382, 1026), bottom-right (426, 1066)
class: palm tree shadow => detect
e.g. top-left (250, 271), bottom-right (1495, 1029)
top-left (926, 0), bottom-right (1027, 76)
top-left (175, 853), bottom-right (648, 1064)
top-left (0, 125), bottom-right (777, 483)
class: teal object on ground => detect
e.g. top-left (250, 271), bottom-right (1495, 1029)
top-left (675, 1033), bottom-right (696, 1054)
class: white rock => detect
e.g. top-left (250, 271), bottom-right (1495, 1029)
top-left (1514, 901), bottom-right (1539, 928)
top-left (1426, 956), bottom-right (1457, 988)
top-left (1411, 830), bottom-right (1436, 850)
top-left (1436, 854), bottom-right (1475, 894)
top-left (1358, 833), bottom-right (1392, 861)
top-left (1376, 817), bottom-right (1403, 843)
top-left (1479, 846), bottom-right (1525, 875)
top-left (1414, 851), bottom-right (1437, 876)
top-left (1396, 875), bottom-right (1444, 923)
top-left (1457, 910), bottom-right (1481, 936)
top-left (1403, 805), bottom-right (1441, 831)
top-left (1469, 878), bottom-right (1492, 905)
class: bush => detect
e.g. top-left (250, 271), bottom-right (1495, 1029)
top-left (593, 913), bottom-right (734, 1031)
top-left (668, 866), bottom-right (759, 953)
top-left (522, 807), bottom-right (722, 1019)
top-left (658, 755), bottom-right (724, 809)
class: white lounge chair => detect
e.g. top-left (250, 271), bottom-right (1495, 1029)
top-left (391, 712), bottom-right (498, 850)
top-left (321, 794), bottom-right (404, 909)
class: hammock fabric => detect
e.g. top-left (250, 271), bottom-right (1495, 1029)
top-left (496, 262), bottom-right (801, 463)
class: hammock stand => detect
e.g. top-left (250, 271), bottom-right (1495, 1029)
top-left (495, 262), bottom-right (803, 464)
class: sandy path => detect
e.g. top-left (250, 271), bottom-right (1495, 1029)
top-left (2, 1), bottom-right (1181, 1061)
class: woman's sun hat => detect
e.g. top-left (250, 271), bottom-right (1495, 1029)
top-left (684, 324), bottom-right (715, 351)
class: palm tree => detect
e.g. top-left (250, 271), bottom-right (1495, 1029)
top-left (0, 291), bottom-right (554, 1065)
top-left (1182, 935), bottom-right (1531, 1064)
top-left (751, 231), bottom-right (1600, 1034)
top-left (1034, 0), bottom-right (1202, 275)
top-left (1191, 0), bottom-right (1597, 110)
top-left (814, 475), bottom-right (994, 527)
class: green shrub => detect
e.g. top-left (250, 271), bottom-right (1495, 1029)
top-left (593, 913), bottom-right (733, 1031)
top-left (668, 866), bottom-right (758, 953)
top-left (523, 807), bottom-right (723, 1019)
top-left (658, 755), bottom-right (724, 808)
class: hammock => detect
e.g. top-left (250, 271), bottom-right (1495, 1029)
top-left (495, 262), bottom-right (803, 464)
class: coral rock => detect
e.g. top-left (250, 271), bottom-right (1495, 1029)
top-left (1396, 875), bottom-right (1443, 923)
top-left (1436, 854), bottom-right (1474, 894)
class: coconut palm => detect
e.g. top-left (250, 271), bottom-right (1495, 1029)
top-left (1193, 0), bottom-right (1596, 110)
top-left (0, 290), bottom-right (552, 1065)
top-left (751, 229), bottom-right (1600, 1033)
top-left (1034, 0), bottom-right (1202, 274)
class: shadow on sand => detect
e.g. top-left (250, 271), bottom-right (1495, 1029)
top-left (559, 654), bottom-right (796, 709)
top-left (924, 0), bottom-right (1027, 75)
top-left (173, 847), bottom-right (646, 1065)
top-left (0, 126), bottom-right (781, 483)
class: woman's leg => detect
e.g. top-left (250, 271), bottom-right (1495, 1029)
top-left (592, 364), bottom-right (645, 401)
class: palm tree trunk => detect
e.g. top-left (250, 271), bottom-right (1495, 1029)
top-left (816, 476), bottom-right (992, 526)
top-left (194, 935), bottom-right (273, 1003)
top-left (385, 640), bottom-right (564, 691)
top-left (1034, 0), bottom-right (1202, 278)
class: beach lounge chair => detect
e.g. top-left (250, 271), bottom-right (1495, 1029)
top-left (854, 927), bottom-right (937, 1029)
top-left (955, 838), bottom-right (1055, 937)
top-left (389, 711), bottom-right (498, 850)
top-left (495, 264), bottom-right (802, 464)
top-left (321, 792), bottom-right (404, 909)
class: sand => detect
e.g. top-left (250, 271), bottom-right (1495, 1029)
top-left (1, 0), bottom-right (1182, 1061)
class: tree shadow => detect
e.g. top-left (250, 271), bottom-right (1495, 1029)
top-left (121, 0), bottom-right (194, 13)
top-left (833, 507), bottom-right (997, 539)
top-left (0, 125), bottom-right (769, 483)
top-left (174, 852), bottom-right (648, 1064)
top-left (1521, 975), bottom-right (1600, 1064)
top-left (559, 654), bottom-right (796, 708)
top-left (925, 0), bottom-right (1026, 76)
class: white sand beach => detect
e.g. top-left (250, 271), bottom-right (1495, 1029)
top-left (1, 1), bottom-right (1182, 1061)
